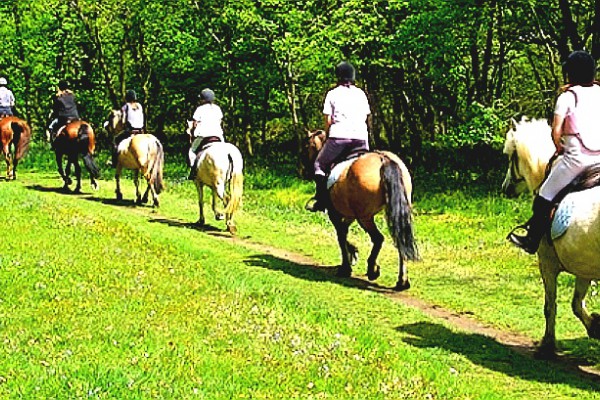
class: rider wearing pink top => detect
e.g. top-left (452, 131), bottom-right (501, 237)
top-left (509, 50), bottom-right (600, 254)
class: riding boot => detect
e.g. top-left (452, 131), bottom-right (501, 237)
top-left (188, 163), bottom-right (197, 181)
top-left (507, 196), bottom-right (554, 254)
top-left (305, 175), bottom-right (329, 212)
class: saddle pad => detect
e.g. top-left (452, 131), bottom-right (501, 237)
top-left (327, 158), bottom-right (357, 189)
top-left (550, 195), bottom-right (576, 240)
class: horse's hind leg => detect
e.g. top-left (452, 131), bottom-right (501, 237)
top-left (195, 182), bottom-right (205, 226)
top-left (134, 171), bottom-right (143, 205)
top-left (212, 181), bottom-right (226, 221)
top-left (358, 217), bottom-right (386, 283)
top-left (572, 277), bottom-right (600, 339)
top-left (72, 157), bottom-right (82, 193)
top-left (329, 212), bottom-right (354, 278)
top-left (115, 166), bottom-right (124, 201)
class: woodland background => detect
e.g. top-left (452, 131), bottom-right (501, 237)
top-left (0, 0), bottom-right (598, 171)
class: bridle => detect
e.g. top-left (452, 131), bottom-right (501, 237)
top-left (508, 151), bottom-right (526, 187)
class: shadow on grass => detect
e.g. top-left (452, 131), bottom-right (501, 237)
top-left (397, 321), bottom-right (600, 387)
top-left (26, 184), bottom-right (80, 195)
top-left (148, 217), bottom-right (232, 236)
top-left (244, 252), bottom-right (600, 388)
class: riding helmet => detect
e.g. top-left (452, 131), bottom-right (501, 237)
top-left (58, 80), bottom-right (70, 90)
top-left (199, 88), bottom-right (215, 102)
top-left (335, 61), bottom-right (356, 83)
top-left (0, 77), bottom-right (7, 86)
top-left (563, 50), bottom-right (597, 85)
top-left (126, 89), bottom-right (137, 102)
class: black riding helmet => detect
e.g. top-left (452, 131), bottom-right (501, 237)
top-left (199, 88), bottom-right (215, 102)
top-left (563, 50), bottom-right (597, 85)
top-left (335, 61), bottom-right (356, 84)
top-left (58, 80), bottom-right (70, 90)
top-left (125, 89), bottom-right (137, 102)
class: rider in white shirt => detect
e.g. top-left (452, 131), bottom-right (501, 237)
top-left (188, 88), bottom-right (224, 179)
top-left (112, 89), bottom-right (145, 167)
top-left (0, 77), bottom-right (15, 117)
top-left (306, 61), bottom-right (371, 212)
top-left (508, 50), bottom-right (600, 254)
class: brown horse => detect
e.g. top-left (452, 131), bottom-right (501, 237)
top-left (0, 116), bottom-right (31, 180)
top-left (307, 130), bottom-right (419, 290)
top-left (51, 120), bottom-right (100, 192)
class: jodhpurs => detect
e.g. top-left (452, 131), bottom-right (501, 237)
top-left (540, 135), bottom-right (600, 201)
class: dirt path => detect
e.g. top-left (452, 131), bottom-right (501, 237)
top-left (226, 234), bottom-right (600, 381)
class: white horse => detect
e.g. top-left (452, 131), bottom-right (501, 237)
top-left (186, 121), bottom-right (243, 235)
top-left (502, 116), bottom-right (600, 358)
top-left (105, 109), bottom-right (165, 207)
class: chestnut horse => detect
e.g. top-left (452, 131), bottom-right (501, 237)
top-left (502, 116), bottom-right (600, 358)
top-left (51, 120), bottom-right (100, 192)
top-left (0, 116), bottom-right (31, 180)
top-left (186, 120), bottom-right (244, 235)
top-left (307, 130), bottom-right (419, 291)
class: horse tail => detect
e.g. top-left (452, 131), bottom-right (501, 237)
top-left (78, 125), bottom-right (101, 179)
top-left (381, 155), bottom-right (419, 261)
top-left (150, 139), bottom-right (166, 194)
top-left (225, 146), bottom-right (244, 215)
top-left (12, 120), bottom-right (31, 160)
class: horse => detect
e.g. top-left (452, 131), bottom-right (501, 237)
top-left (0, 116), bottom-right (31, 180)
top-left (105, 109), bottom-right (165, 207)
top-left (306, 130), bottom-right (419, 291)
top-left (51, 120), bottom-right (100, 192)
top-left (502, 116), bottom-right (600, 358)
top-left (185, 120), bottom-right (243, 235)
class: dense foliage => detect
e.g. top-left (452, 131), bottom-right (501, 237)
top-left (1, 0), bottom-right (599, 167)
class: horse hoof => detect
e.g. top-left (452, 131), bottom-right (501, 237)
top-left (195, 219), bottom-right (205, 227)
top-left (227, 224), bottom-right (237, 235)
top-left (142, 196), bottom-right (149, 204)
top-left (393, 280), bottom-right (410, 291)
top-left (116, 192), bottom-right (123, 201)
top-left (587, 313), bottom-right (600, 339)
top-left (91, 182), bottom-right (99, 191)
top-left (336, 266), bottom-right (352, 278)
top-left (215, 213), bottom-right (225, 221)
top-left (367, 264), bottom-right (381, 281)
top-left (153, 200), bottom-right (160, 208)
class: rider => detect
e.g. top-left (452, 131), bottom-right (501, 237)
top-left (305, 61), bottom-right (372, 212)
top-left (112, 89), bottom-right (145, 166)
top-left (508, 50), bottom-right (600, 254)
top-left (48, 79), bottom-right (79, 142)
top-left (188, 88), bottom-right (224, 180)
top-left (0, 77), bottom-right (15, 118)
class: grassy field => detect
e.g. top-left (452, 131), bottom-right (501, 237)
top-left (1, 148), bottom-right (600, 399)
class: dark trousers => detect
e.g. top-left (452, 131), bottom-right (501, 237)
top-left (314, 137), bottom-right (369, 176)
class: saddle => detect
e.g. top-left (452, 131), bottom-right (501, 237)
top-left (194, 136), bottom-right (223, 157)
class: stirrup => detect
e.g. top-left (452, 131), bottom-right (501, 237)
top-left (305, 198), bottom-right (326, 212)
top-left (506, 224), bottom-right (537, 254)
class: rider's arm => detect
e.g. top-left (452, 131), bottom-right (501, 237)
top-left (323, 114), bottom-right (332, 135)
top-left (551, 113), bottom-right (565, 154)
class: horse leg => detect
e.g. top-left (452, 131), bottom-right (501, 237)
top-left (134, 170), bottom-right (143, 205)
top-left (572, 277), bottom-right (600, 339)
top-left (535, 256), bottom-right (559, 359)
top-left (329, 212), bottom-right (353, 277)
top-left (56, 153), bottom-right (69, 190)
top-left (357, 217), bottom-right (387, 283)
top-left (115, 165), bottom-right (124, 201)
top-left (2, 146), bottom-right (10, 179)
top-left (195, 182), bottom-right (205, 226)
top-left (72, 156), bottom-right (82, 193)
top-left (213, 181), bottom-right (226, 221)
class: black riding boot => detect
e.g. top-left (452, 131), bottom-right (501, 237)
top-left (507, 196), bottom-right (554, 254)
top-left (305, 175), bottom-right (329, 212)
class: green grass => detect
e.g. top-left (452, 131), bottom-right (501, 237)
top-left (1, 151), bottom-right (600, 398)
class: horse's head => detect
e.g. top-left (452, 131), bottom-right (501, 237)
top-left (501, 117), bottom-right (554, 197)
top-left (186, 120), bottom-right (194, 136)
top-left (301, 129), bottom-right (326, 179)
top-left (103, 109), bottom-right (124, 136)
